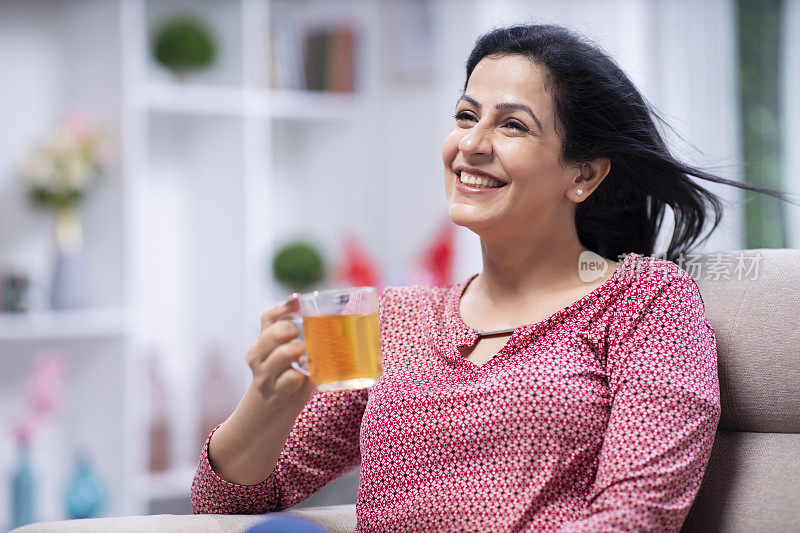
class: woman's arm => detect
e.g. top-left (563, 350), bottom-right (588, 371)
top-left (557, 273), bottom-right (721, 532)
top-left (191, 387), bottom-right (368, 514)
top-left (206, 380), bottom-right (315, 487)
top-left (190, 287), bottom-right (391, 514)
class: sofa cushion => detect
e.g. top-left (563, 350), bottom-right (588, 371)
top-left (11, 504), bottom-right (358, 533)
top-left (681, 430), bottom-right (800, 532)
top-left (693, 248), bottom-right (800, 433)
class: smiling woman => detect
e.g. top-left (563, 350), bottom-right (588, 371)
top-left (190, 24), bottom-right (796, 533)
top-left (446, 26), bottom-right (796, 265)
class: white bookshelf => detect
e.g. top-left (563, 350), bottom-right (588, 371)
top-left (1, 0), bottom-right (454, 523)
top-left (142, 83), bottom-right (246, 116)
top-left (0, 0), bottom-right (382, 523)
top-left (142, 82), bottom-right (367, 119)
top-left (118, 0), bottom-right (382, 516)
top-left (0, 310), bottom-right (129, 341)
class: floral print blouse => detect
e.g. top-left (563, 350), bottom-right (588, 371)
top-left (191, 252), bottom-right (721, 532)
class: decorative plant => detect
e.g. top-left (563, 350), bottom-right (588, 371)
top-left (10, 352), bottom-right (68, 528)
top-left (152, 15), bottom-right (217, 80)
top-left (11, 352), bottom-right (68, 450)
top-left (20, 113), bottom-right (111, 211)
top-left (272, 241), bottom-right (326, 291)
top-left (18, 112), bottom-right (112, 252)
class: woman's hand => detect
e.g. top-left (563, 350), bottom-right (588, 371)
top-left (247, 296), bottom-right (317, 408)
top-left (204, 297), bottom-right (317, 486)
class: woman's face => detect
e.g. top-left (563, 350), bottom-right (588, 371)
top-left (442, 54), bottom-right (580, 237)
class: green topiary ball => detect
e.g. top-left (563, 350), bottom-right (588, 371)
top-left (272, 242), bottom-right (325, 291)
top-left (152, 16), bottom-right (216, 78)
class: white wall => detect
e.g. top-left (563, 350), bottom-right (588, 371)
top-left (645, 0), bottom-right (744, 254)
top-left (784, 0), bottom-right (800, 248)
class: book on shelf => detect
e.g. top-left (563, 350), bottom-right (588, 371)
top-left (270, 16), bottom-right (305, 90)
top-left (269, 21), bottom-right (358, 93)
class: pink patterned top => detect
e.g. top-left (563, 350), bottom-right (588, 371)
top-left (191, 252), bottom-right (720, 532)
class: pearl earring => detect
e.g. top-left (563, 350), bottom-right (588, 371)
top-left (576, 189), bottom-right (583, 195)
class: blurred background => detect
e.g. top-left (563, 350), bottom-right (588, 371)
top-left (0, 0), bottom-right (798, 527)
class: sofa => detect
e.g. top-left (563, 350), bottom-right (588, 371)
top-left (13, 249), bottom-right (800, 532)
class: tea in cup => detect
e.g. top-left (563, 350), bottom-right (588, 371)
top-left (284, 286), bottom-right (382, 392)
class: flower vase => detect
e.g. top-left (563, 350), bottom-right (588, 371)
top-left (50, 207), bottom-right (91, 310)
top-left (11, 443), bottom-right (36, 529)
top-left (63, 451), bottom-right (105, 519)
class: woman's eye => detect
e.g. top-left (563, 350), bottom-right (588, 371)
top-left (454, 111), bottom-right (476, 123)
top-left (504, 120), bottom-right (528, 132)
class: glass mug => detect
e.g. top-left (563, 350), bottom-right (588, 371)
top-left (282, 286), bottom-right (382, 392)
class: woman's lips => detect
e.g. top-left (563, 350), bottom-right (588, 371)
top-left (454, 166), bottom-right (507, 184)
top-left (454, 169), bottom-right (508, 194)
top-left (454, 176), bottom-right (508, 195)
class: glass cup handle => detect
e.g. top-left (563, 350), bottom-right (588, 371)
top-left (285, 313), bottom-right (310, 377)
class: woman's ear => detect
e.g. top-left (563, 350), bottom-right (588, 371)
top-left (572, 157), bottom-right (611, 201)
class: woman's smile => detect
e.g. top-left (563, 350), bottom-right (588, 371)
top-left (455, 166), bottom-right (509, 193)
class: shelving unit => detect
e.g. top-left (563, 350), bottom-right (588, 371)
top-left (0, 309), bottom-right (129, 341)
top-left (119, 0), bottom-right (382, 517)
top-left (142, 83), bottom-right (367, 119)
top-left (1, 0), bottom-right (463, 524)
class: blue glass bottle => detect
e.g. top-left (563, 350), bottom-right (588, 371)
top-left (64, 451), bottom-right (105, 519)
top-left (11, 443), bottom-right (36, 529)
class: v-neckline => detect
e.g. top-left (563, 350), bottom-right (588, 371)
top-left (446, 253), bottom-right (637, 361)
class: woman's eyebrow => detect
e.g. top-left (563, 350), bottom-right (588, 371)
top-left (457, 95), bottom-right (544, 133)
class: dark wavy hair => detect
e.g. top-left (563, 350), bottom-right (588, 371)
top-left (464, 24), bottom-right (798, 263)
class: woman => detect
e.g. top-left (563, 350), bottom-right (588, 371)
top-left (190, 25), bottom-right (795, 531)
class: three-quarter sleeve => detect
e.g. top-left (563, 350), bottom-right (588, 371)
top-left (191, 387), bottom-right (368, 514)
top-left (557, 273), bottom-right (721, 532)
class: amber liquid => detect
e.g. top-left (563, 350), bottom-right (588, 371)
top-left (302, 313), bottom-right (382, 391)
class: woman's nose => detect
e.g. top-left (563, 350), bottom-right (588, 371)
top-left (458, 125), bottom-right (492, 157)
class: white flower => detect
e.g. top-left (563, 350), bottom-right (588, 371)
top-left (21, 150), bottom-right (57, 188)
top-left (64, 153), bottom-right (93, 189)
top-left (48, 130), bottom-right (77, 157)
top-left (19, 113), bottom-right (113, 209)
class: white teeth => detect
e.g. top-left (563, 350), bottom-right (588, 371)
top-left (459, 172), bottom-right (505, 189)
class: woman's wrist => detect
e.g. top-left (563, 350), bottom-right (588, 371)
top-left (245, 379), bottom-right (315, 417)
top-left (206, 384), bottom-right (309, 485)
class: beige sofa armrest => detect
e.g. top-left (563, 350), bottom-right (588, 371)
top-left (10, 504), bottom-right (357, 533)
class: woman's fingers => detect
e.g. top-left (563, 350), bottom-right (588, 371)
top-left (248, 295), bottom-right (312, 401)
top-left (273, 365), bottom-right (315, 398)
top-left (259, 337), bottom-right (305, 378)
top-left (260, 295), bottom-right (299, 331)
top-left (249, 338), bottom-right (304, 395)
top-left (248, 319), bottom-right (299, 367)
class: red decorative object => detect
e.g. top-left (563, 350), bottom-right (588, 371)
top-left (338, 233), bottom-right (381, 288)
top-left (419, 217), bottom-right (456, 287)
